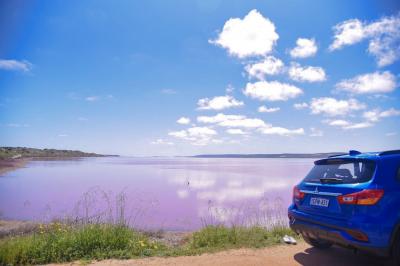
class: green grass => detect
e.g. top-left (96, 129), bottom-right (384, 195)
top-left (0, 223), bottom-right (164, 265)
top-left (0, 223), bottom-right (297, 265)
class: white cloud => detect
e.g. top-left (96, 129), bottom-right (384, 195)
top-left (245, 56), bottom-right (284, 80)
top-left (290, 38), bottom-right (318, 58)
top-left (310, 97), bottom-right (366, 116)
top-left (386, 132), bottom-right (397, 137)
top-left (325, 119), bottom-right (373, 130)
top-left (197, 113), bottom-right (268, 129)
top-left (197, 113), bottom-right (245, 124)
top-left (329, 19), bottom-right (365, 50)
top-left (219, 118), bottom-right (267, 128)
top-left (288, 63), bottom-right (326, 83)
top-left (343, 122), bottom-right (374, 130)
top-left (85, 96), bottom-right (100, 102)
top-left (293, 102), bottom-right (308, 110)
top-left (329, 14), bottom-right (400, 67)
top-left (335, 71), bottom-right (396, 94)
top-left (168, 126), bottom-right (218, 146)
top-left (258, 126), bottom-right (304, 136)
top-left (363, 108), bottom-right (400, 122)
top-left (58, 134), bottom-right (68, 137)
top-left (151, 139), bottom-right (174, 145)
top-left (187, 127), bottom-right (217, 137)
top-left (209, 9), bottom-right (279, 58)
top-left (226, 128), bottom-right (247, 135)
top-left (168, 130), bottom-right (187, 139)
top-left (244, 81), bottom-right (303, 101)
top-left (197, 95), bottom-right (244, 110)
top-left (327, 119), bottom-right (350, 127)
top-left (258, 106), bottom-right (280, 113)
top-left (161, 89), bottom-right (177, 94)
top-left (6, 123), bottom-right (29, 128)
top-left (310, 127), bottom-right (323, 137)
top-left (177, 117), bottom-right (191, 125)
top-left (0, 59), bottom-right (32, 72)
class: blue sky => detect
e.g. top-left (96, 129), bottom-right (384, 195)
top-left (0, 0), bottom-right (399, 156)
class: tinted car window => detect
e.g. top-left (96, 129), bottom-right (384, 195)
top-left (304, 159), bottom-right (376, 184)
top-left (397, 167), bottom-right (400, 182)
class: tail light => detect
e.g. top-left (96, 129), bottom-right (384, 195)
top-left (293, 186), bottom-right (305, 201)
top-left (337, 189), bottom-right (384, 205)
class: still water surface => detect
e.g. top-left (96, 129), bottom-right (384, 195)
top-left (0, 157), bottom-right (314, 230)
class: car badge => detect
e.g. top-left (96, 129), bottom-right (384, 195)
top-left (314, 186), bottom-right (319, 194)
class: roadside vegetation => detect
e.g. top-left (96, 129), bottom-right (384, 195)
top-left (0, 222), bottom-right (296, 265)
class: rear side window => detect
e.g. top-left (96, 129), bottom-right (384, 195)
top-left (397, 167), bottom-right (400, 182)
top-left (304, 159), bottom-right (376, 184)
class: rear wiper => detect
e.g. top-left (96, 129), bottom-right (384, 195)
top-left (319, 177), bottom-right (344, 184)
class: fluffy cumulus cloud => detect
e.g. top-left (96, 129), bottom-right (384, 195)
top-left (258, 105), bottom-right (280, 113)
top-left (335, 71), bottom-right (397, 94)
top-left (310, 97), bottom-right (366, 116)
top-left (168, 126), bottom-right (218, 146)
top-left (289, 38), bottom-right (318, 58)
top-left (363, 108), bottom-right (400, 122)
top-left (197, 95), bottom-right (244, 110)
top-left (329, 14), bottom-right (400, 66)
top-left (324, 107), bottom-right (400, 131)
top-left (197, 113), bottom-right (245, 124)
top-left (0, 59), bottom-right (32, 72)
top-left (209, 9), bottom-right (279, 58)
top-left (258, 126), bottom-right (304, 136)
top-left (245, 56), bottom-right (284, 80)
top-left (177, 117), bottom-right (191, 125)
top-left (226, 128), bottom-right (247, 135)
top-left (197, 113), bottom-right (303, 137)
top-left (288, 63), bottom-right (326, 83)
top-left (244, 81), bottom-right (303, 101)
top-left (198, 113), bottom-right (268, 128)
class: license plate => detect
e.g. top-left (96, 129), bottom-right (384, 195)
top-left (310, 197), bottom-right (329, 207)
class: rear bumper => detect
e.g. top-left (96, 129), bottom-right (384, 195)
top-left (288, 209), bottom-right (389, 257)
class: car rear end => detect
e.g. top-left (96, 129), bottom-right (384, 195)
top-left (288, 154), bottom-right (390, 257)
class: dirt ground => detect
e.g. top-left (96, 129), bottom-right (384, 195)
top-left (52, 242), bottom-right (391, 266)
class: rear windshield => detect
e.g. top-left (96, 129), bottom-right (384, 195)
top-left (304, 159), bottom-right (376, 184)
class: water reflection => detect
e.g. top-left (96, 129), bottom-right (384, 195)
top-left (0, 157), bottom-right (314, 230)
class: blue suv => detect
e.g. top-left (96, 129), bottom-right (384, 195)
top-left (288, 150), bottom-right (400, 263)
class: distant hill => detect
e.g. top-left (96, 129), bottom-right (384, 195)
top-left (0, 147), bottom-right (115, 160)
top-left (192, 153), bottom-right (346, 159)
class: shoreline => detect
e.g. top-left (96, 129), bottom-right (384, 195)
top-left (0, 158), bottom-right (31, 176)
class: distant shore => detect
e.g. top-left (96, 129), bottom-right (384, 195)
top-left (0, 147), bottom-right (117, 176)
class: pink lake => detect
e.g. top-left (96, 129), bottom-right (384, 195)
top-left (0, 157), bottom-right (315, 231)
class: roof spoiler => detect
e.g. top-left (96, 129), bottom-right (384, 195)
top-left (328, 150), bottom-right (361, 158)
top-left (379, 150), bottom-right (400, 156)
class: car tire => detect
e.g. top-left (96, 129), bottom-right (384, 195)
top-left (392, 233), bottom-right (400, 266)
top-left (303, 235), bottom-right (333, 249)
